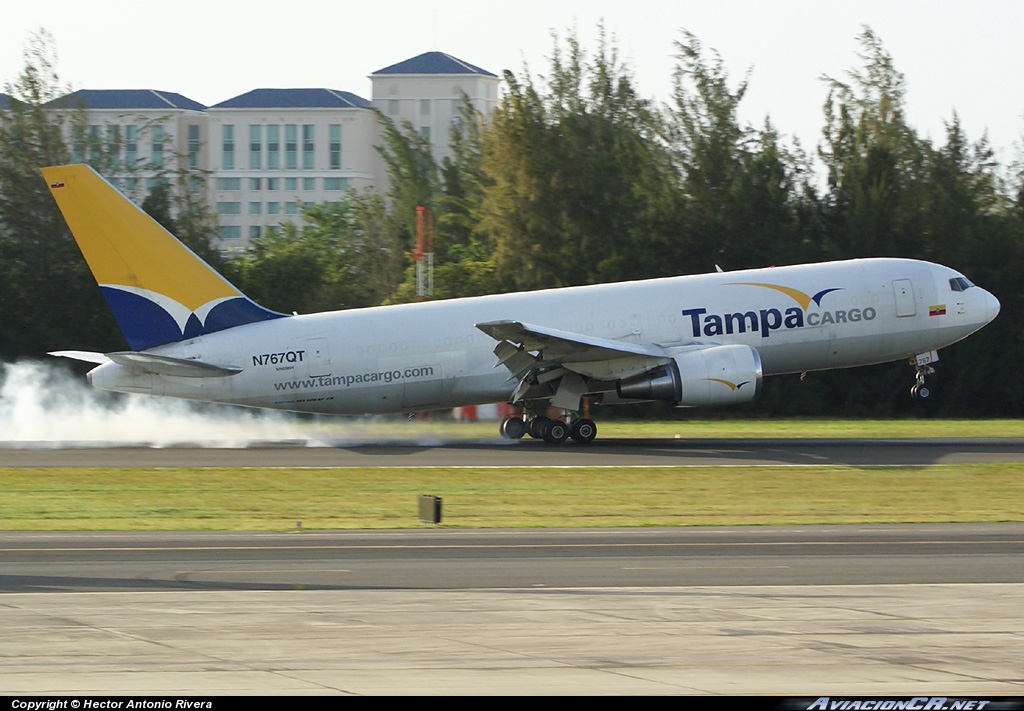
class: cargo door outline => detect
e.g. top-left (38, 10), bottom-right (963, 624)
top-left (893, 279), bottom-right (916, 317)
top-left (306, 338), bottom-right (331, 377)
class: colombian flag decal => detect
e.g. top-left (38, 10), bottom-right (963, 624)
top-left (929, 304), bottom-right (947, 316)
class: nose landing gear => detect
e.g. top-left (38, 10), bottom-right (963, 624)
top-left (910, 351), bottom-right (938, 400)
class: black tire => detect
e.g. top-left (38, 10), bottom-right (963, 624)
top-left (500, 416), bottom-right (526, 439)
top-left (528, 415), bottom-right (551, 439)
top-left (543, 420), bottom-right (570, 444)
top-left (569, 418), bottom-right (597, 444)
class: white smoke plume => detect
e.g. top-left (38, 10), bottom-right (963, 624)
top-left (0, 360), bottom-right (310, 448)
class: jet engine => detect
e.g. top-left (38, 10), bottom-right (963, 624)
top-left (616, 344), bottom-right (763, 407)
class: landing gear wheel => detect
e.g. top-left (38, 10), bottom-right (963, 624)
top-left (543, 420), bottom-right (570, 444)
top-left (499, 416), bottom-right (526, 440)
top-left (528, 415), bottom-right (551, 439)
top-left (910, 358), bottom-right (936, 401)
top-left (569, 418), bottom-right (597, 444)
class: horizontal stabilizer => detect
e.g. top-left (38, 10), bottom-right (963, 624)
top-left (105, 352), bottom-right (241, 378)
top-left (49, 350), bottom-right (111, 365)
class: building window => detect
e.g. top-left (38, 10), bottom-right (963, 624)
top-left (420, 99), bottom-right (431, 117)
top-left (267, 202), bottom-right (280, 215)
top-left (249, 178), bottom-right (261, 190)
top-left (285, 124), bottom-right (297, 169)
top-left (107, 125), bottom-right (121, 163)
top-left (303, 177), bottom-right (316, 190)
top-left (88, 125), bottom-right (102, 163)
top-left (267, 178), bottom-right (279, 191)
top-left (249, 202), bottom-right (261, 215)
top-left (151, 126), bottom-right (164, 169)
top-left (419, 126), bottom-right (430, 141)
top-left (323, 177), bottom-right (347, 190)
top-left (329, 124), bottom-right (341, 169)
top-left (249, 226), bottom-right (261, 239)
top-left (218, 226), bottom-right (241, 239)
top-left (302, 124), bottom-right (314, 169)
top-left (285, 201), bottom-right (298, 215)
top-left (216, 178), bottom-right (241, 190)
top-left (217, 202), bottom-right (242, 215)
top-left (249, 124), bottom-right (262, 170)
top-left (388, 99), bottom-right (399, 115)
top-left (125, 125), bottom-right (137, 168)
top-left (71, 126), bottom-right (85, 163)
top-left (267, 125), bottom-right (279, 169)
top-left (187, 124), bottom-right (200, 169)
top-left (285, 177), bottom-right (297, 191)
top-left (222, 124), bottom-right (235, 170)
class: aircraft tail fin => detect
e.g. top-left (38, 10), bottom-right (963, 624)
top-left (41, 164), bottom-right (284, 351)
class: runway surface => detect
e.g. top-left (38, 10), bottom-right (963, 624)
top-left (4, 436), bottom-right (1024, 467)
top-left (2, 524), bottom-right (1022, 592)
top-left (3, 525), bottom-right (1023, 695)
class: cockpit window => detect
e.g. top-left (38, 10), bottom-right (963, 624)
top-left (949, 277), bottom-right (974, 292)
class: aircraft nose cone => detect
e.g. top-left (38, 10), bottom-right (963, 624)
top-left (985, 290), bottom-right (1001, 323)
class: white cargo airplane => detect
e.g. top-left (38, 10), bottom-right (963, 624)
top-left (43, 164), bottom-right (1000, 443)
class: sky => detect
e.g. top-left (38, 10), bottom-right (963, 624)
top-left (3, 0), bottom-right (1022, 166)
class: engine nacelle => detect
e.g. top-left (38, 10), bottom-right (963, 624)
top-left (616, 344), bottom-right (763, 407)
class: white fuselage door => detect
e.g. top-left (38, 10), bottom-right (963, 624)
top-left (893, 279), bottom-right (916, 317)
top-left (306, 338), bottom-right (331, 377)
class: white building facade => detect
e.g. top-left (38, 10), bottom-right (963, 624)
top-left (56, 51), bottom-right (501, 251)
top-left (205, 88), bottom-right (381, 246)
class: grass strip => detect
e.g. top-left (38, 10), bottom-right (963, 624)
top-left (298, 418), bottom-right (1024, 441)
top-left (1, 464), bottom-right (1022, 530)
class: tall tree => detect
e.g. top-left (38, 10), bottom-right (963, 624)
top-left (0, 31), bottom-right (120, 356)
top-left (665, 31), bottom-right (808, 272)
top-left (480, 28), bottom-right (680, 291)
top-left (228, 192), bottom-right (404, 313)
top-left (374, 112), bottom-right (439, 243)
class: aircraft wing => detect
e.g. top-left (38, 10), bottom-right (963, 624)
top-left (475, 320), bottom-right (669, 408)
top-left (475, 320), bottom-right (666, 362)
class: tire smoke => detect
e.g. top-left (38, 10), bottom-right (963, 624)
top-left (0, 360), bottom-right (307, 448)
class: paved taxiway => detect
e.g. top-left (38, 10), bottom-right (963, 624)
top-left (2, 525), bottom-right (1023, 694)
top-left (4, 436), bottom-right (1024, 467)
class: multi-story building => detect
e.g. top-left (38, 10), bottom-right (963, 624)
top-left (47, 88), bottom-right (207, 205)
top-left (42, 51), bottom-right (501, 251)
top-left (370, 51), bottom-right (500, 166)
top-left (205, 88), bottom-right (379, 244)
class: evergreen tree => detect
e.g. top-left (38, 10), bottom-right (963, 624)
top-left (0, 31), bottom-right (121, 356)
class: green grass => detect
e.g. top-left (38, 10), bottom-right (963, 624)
top-left (2, 463), bottom-right (1022, 530)
top-left (316, 418), bottom-right (1024, 440)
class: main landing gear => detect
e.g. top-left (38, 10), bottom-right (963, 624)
top-left (499, 412), bottom-right (597, 444)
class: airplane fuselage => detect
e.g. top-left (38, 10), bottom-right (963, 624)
top-left (87, 257), bottom-right (999, 415)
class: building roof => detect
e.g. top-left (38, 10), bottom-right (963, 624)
top-left (212, 88), bottom-right (371, 109)
top-left (372, 51), bottom-right (497, 77)
top-left (50, 89), bottom-right (206, 111)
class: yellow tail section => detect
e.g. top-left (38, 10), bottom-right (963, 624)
top-left (43, 164), bottom-right (282, 350)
